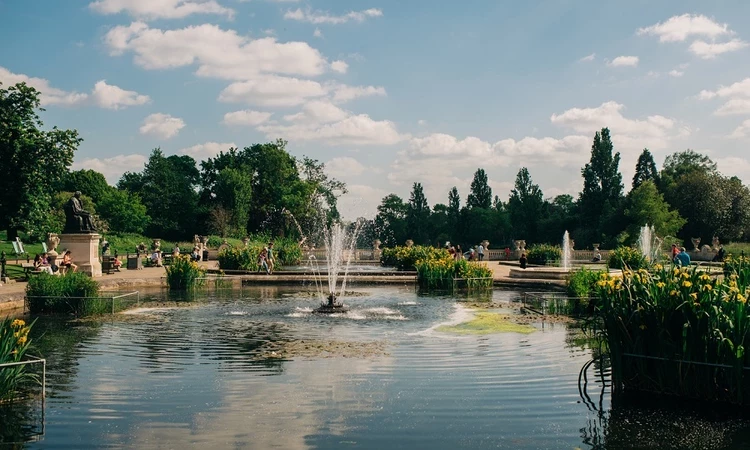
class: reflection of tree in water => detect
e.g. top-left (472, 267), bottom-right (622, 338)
top-left (0, 399), bottom-right (44, 445)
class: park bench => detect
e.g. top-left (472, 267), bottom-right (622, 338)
top-left (21, 262), bottom-right (43, 279)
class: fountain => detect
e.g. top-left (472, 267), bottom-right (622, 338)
top-left (637, 225), bottom-right (662, 263)
top-left (562, 230), bottom-right (572, 270)
top-left (308, 221), bottom-right (362, 314)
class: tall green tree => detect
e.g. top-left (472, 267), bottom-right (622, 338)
top-left (622, 180), bottom-right (685, 244)
top-left (578, 128), bottom-right (624, 246)
top-left (60, 169), bottom-right (112, 203)
top-left (97, 189), bottom-right (150, 234)
top-left (447, 186), bottom-right (461, 238)
top-left (374, 194), bottom-right (408, 247)
top-left (406, 182), bottom-right (431, 244)
top-left (213, 168), bottom-right (253, 235)
top-left (0, 82), bottom-right (82, 240)
top-left (508, 167), bottom-right (544, 243)
top-left (539, 195), bottom-right (578, 244)
top-left (632, 148), bottom-right (659, 190)
top-left (467, 168), bottom-right (492, 209)
top-left (118, 149), bottom-right (199, 240)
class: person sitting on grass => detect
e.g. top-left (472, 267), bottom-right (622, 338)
top-left (62, 250), bottom-right (77, 273)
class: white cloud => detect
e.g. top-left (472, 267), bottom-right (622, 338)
top-left (579, 53), bottom-right (595, 62)
top-left (338, 184), bottom-right (389, 219)
top-left (179, 141), bottom-right (235, 160)
top-left (72, 154), bottom-right (148, 183)
top-left (668, 69), bottom-right (684, 77)
top-left (105, 22), bottom-right (328, 79)
top-left (218, 75), bottom-right (327, 107)
top-left (728, 119), bottom-right (750, 139)
top-left (283, 8), bottom-right (383, 25)
top-left (331, 60), bottom-right (349, 74)
top-left (715, 156), bottom-right (750, 183)
top-left (689, 39), bottom-right (748, 59)
top-left (222, 109), bottom-right (272, 126)
top-left (417, 119), bottom-right (427, 126)
top-left (698, 78), bottom-right (750, 116)
top-left (90, 80), bottom-right (150, 109)
top-left (139, 113), bottom-right (185, 139)
top-left (283, 100), bottom-right (349, 123)
top-left (313, 28), bottom-right (323, 38)
top-left (607, 56), bottom-right (639, 67)
top-left (637, 14), bottom-right (731, 43)
top-left (329, 84), bottom-right (386, 103)
top-left (258, 113), bottom-right (403, 146)
top-left (0, 66), bottom-right (87, 106)
top-left (89, 0), bottom-right (234, 20)
top-left (325, 156), bottom-right (367, 177)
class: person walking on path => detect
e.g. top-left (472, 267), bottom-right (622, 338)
top-left (267, 242), bottom-right (275, 274)
top-left (477, 243), bottom-right (485, 261)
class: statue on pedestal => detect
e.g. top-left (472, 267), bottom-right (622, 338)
top-left (63, 191), bottom-right (96, 233)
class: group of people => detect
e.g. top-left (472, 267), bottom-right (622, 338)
top-left (257, 242), bottom-right (275, 274)
top-left (446, 243), bottom-right (486, 261)
top-left (33, 250), bottom-right (77, 274)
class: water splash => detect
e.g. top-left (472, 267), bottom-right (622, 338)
top-left (637, 224), bottom-right (663, 263)
top-left (562, 230), bottom-right (572, 270)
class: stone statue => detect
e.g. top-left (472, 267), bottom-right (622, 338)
top-left (63, 191), bottom-right (96, 233)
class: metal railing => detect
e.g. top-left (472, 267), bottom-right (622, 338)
top-left (0, 355), bottom-right (46, 399)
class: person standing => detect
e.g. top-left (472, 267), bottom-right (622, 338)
top-left (477, 243), bottom-right (485, 261)
top-left (267, 242), bottom-right (275, 274)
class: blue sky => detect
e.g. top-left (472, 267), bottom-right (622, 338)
top-left (2, 0), bottom-right (750, 219)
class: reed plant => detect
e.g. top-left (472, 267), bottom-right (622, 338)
top-left (26, 272), bottom-right (103, 315)
top-left (165, 255), bottom-right (207, 290)
top-left (606, 246), bottom-right (647, 270)
top-left (381, 245), bottom-right (448, 270)
top-left (0, 318), bottom-right (37, 401)
top-left (526, 244), bottom-right (561, 265)
top-left (413, 253), bottom-right (492, 289)
top-left (594, 263), bottom-right (750, 404)
top-left (217, 236), bottom-right (301, 270)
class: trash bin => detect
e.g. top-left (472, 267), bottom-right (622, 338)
top-left (127, 254), bottom-right (143, 270)
top-left (203, 250), bottom-right (209, 261)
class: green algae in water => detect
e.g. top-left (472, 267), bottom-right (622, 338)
top-left (437, 312), bottom-right (537, 335)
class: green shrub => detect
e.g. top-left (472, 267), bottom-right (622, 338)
top-left (217, 236), bottom-right (301, 271)
top-left (607, 246), bottom-right (647, 270)
top-left (206, 235), bottom-right (245, 248)
top-left (26, 272), bottom-right (103, 315)
top-left (566, 267), bottom-right (604, 299)
top-left (724, 255), bottom-right (750, 287)
top-left (0, 318), bottom-right (38, 401)
top-left (526, 244), bottom-right (562, 265)
top-left (165, 255), bottom-right (207, 290)
top-left (381, 245), bottom-right (448, 270)
top-left (413, 251), bottom-right (492, 290)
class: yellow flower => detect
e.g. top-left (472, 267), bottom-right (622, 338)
top-left (739, 294), bottom-right (748, 304)
top-left (681, 272), bottom-right (690, 279)
top-left (682, 281), bottom-right (692, 288)
top-left (702, 284), bottom-right (713, 292)
top-left (673, 268), bottom-right (680, 275)
top-left (17, 335), bottom-right (27, 345)
top-left (690, 293), bottom-right (698, 300)
top-left (639, 324), bottom-right (647, 330)
top-left (597, 280), bottom-right (607, 288)
top-left (656, 282), bottom-right (666, 288)
top-left (653, 264), bottom-right (663, 271)
top-left (11, 319), bottom-right (25, 328)
top-left (670, 290), bottom-right (679, 297)
top-left (699, 274), bottom-right (711, 282)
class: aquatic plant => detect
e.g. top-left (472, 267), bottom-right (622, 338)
top-left (606, 246), bottom-right (647, 271)
top-left (413, 253), bottom-right (492, 290)
top-left (724, 254), bottom-right (750, 286)
top-left (526, 244), bottom-right (562, 265)
top-left (380, 245), bottom-right (448, 270)
top-left (165, 255), bottom-right (207, 290)
top-left (25, 272), bottom-right (104, 315)
top-left (217, 236), bottom-right (301, 270)
top-left (437, 312), bottom-right (536, 335)
top-left (0, 318), bottom-right (37, 401)
top-left (566, 267), bottom-right (604, 300)
top-left (594, 264), bottom-right (750, 404)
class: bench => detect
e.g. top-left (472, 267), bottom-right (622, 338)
top-left (21, 262), bottom-right (44, 279)
top-left (102, 256), bottom-right (117, 275)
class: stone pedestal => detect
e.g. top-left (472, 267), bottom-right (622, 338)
top-left (58, 233), bottom-right (102, 277)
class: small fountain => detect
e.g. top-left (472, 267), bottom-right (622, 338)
top-left (637, 225), bottom-right (662, 263)
top-left (309, 221), bottom-right (362, 314)
top-left (562, 230), bottom-right (572, 270)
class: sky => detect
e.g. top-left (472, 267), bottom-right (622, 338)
top-left (2, 0), bottom-right (750, 220)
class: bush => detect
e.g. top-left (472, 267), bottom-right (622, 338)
top-left (412, 250), bottom-right (492, 290)
top-left (381, 245), bottom-right (448, 270)
top-left (0, 318), bottom-right (37, 401)
top-left (165, 255), bottom-right (207, 290)
top-left (217, 236), bottom-right (301, 271)
top-left (607, 246), bottom-right (647, 270)
top-left (566, 267), bottom-right (604, 299)
top-left (526, 244), bottom-right (562, 265)
top-left (26, 272), bottom-right (103, 315)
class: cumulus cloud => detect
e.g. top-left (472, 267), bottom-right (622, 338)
top-left (139, 113), bottom-right (185, 139)
top-left (283, 100), bottom-right (349, 123)
top-left (668, 69), bottom-right (684, 77)
top-left (283, 8), bottom-right (383, 25)
top-left (607, 56), bottom-right (639, 67)
top-left (104, 22), bottom-right (329, 79)
top-left (222, 109), bottom-right (272, 126)
top-left (330, 60), bottom-right (349, 74)
top-left (689, 39), bottom-right (748, 59)
top-left (0, 67), bottom-right (150, 110)
top-left (72, 154), bottom-right (148, 183)
top-left (329, 84), bottom-right (386, 103)
top-left (579, 53), bottom-right (595, 62)
top-left (637, 14), bottom-right (731, 42)
top-left (179, 141), bottom-right (235, 160)
top-left (729, 119), bottom-right (750, 139)
top-left (325, 156), bottom-right (367, 178)
top-left (698, 77), bottom-right (750, 116)
top-left (218, 75), bottom-right (327, 107)
top-left (89, 0), bottom-right (234, 20)
top-left (715, 156), bottom-right (750, 184)
top-left (258, 113), bottom-right (403, 146)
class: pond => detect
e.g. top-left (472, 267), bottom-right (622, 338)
top-left (2, 286), bottom-right (750, 449)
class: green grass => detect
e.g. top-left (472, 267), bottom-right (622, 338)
top-left (724, 242), bottom-right (750, 257)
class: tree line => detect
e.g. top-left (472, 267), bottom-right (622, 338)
top-left (364, 128), bottom-right (750, 250)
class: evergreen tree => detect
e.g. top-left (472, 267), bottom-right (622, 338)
top-left (407, 182), bottom-right (431, 244)
top-left (448, 186), bottom-right (460, 238)
top-left (508, 167), bottom-right (544, 243)
top-left (374, 194), bottom-right (408, 247)
top-left (578, 128), bottom-right (624, 246)
top-left (632, 148), bottom-right (659, 190)
top-left (467, 168), bottom-right (492, 209)
top-left (623, 180), bottom-right (685, 244)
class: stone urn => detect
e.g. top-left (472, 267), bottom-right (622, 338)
top-left (46, 233), bottom-right (60, 258)
top-left (592, 243), bottom-right (600, 251)
top-left (242, 236), bottom-right (250, 247)
top-left (691, 237), bottom-right (701, 252)
top-left (481, 240), bottom-right (490, 250)
top-left (373, 239), bottom-right (381, 251)
top-left (405, 239), bottom-right (414, 248)
top-left (569, 239), bottom-right (575, 250)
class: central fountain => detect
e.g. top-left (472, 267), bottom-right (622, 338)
top-left (309, 221), bottom-right (362, 314)
top-left (637, 224), bottom-right (663, 263)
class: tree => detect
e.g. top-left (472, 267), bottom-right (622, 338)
top-left (214, 168), bottom-right (253, 236)
top-left (97, 189), bottom-right (150, 234)
top-left (467, 169), bottom-right (492, 209)
top-left (119, 149), bottom-right (199, 240)
top-left (622, 180), bottom-right (685, 244)
top-left (448, 186), bottom-right (461, 238)
top-left (507, 167), bottom-right (544, 243)
top-left (632, 149), bottom-right (659, 190)
top-left (406, 182), bottom-right (431, 244)
top-left (578, 128), bottom-right (624, 246)
top-left (299, 156), bottom-right (347, 226)
top-left (539, 195), bottom-right (578, 244)
top-left (0, 82), bottom-right (82, 240)
top-left (60, 169), bottom-right (112, 204)
top-left (662, 149), bottom-right (717, 181)
top-left (374, 194), bottom-right (407, 247)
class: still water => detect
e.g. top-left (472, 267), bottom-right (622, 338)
top-left (3, 286), bottom-right (750, 449)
